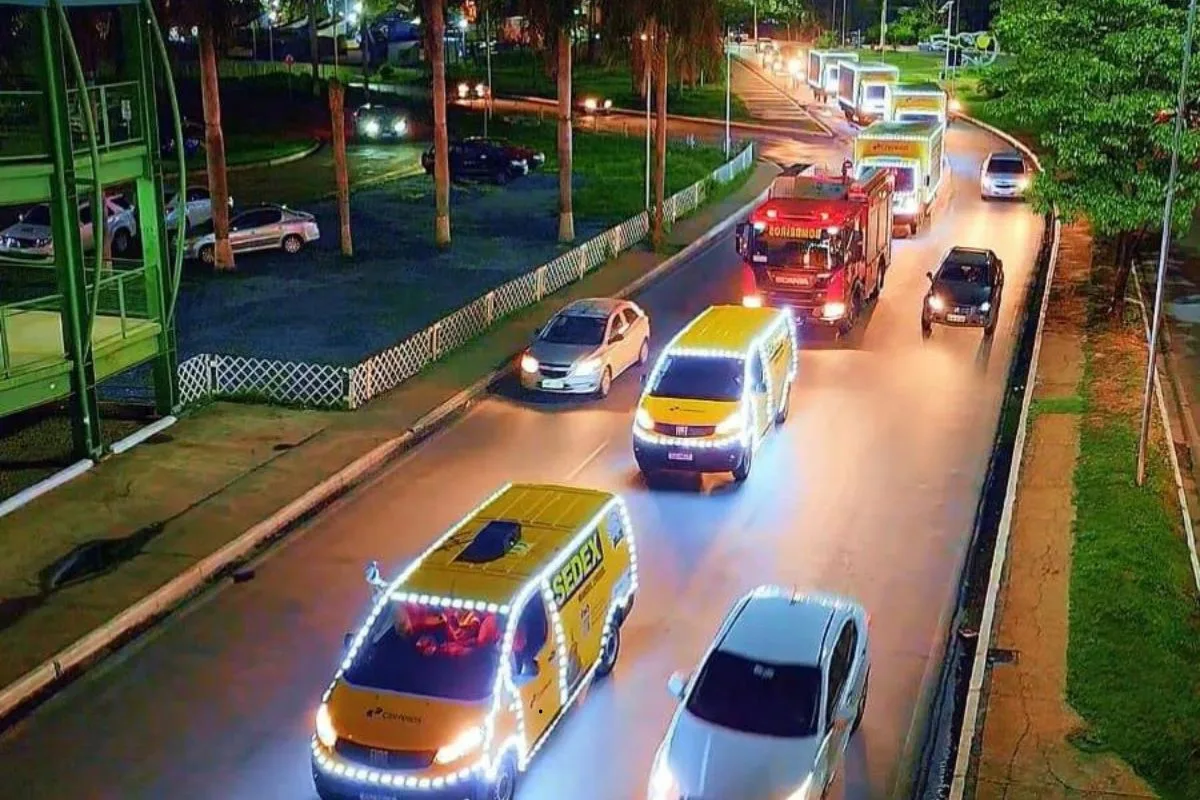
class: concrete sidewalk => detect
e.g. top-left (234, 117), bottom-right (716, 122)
top-left (0, 162), bottom-right (775, 717)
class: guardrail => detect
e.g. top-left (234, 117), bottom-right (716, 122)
top-left (0, 82), bottom-right (145, 163)
top-left (175, 142), bottom-right (755, 410)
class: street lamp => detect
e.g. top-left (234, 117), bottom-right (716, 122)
top-left (641, 32), bottom-right (651, 210)
top-left (484, 7), bottom-right (493, 137)
top-left (940, 1), bottom-right (955, 85)
top-left (725, 35), bottom-right (734, 158)
top-left (1137, 0), bottom-right (1200, 485)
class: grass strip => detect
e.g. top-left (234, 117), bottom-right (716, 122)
top-left (1066, 267), bottom-right (1200, 800)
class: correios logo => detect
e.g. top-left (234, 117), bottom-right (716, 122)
top-left (365, 706), bottom-right (421, 724)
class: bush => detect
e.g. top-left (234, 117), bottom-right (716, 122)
top-left (379, 64), bottom-right (395, 80)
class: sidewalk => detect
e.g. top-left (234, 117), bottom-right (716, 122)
top-left (0, 161), bottom-right (777, 716)
top-left (971, 222), bottom-right (1199, 799)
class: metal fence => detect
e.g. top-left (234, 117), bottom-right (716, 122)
top-left (177, 142), bottom-right (755, 410)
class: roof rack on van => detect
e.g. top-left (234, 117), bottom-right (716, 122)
top-left (456, 519), bottom-right (522, 564)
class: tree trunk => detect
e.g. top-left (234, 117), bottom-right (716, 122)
top-left (329, 79), bottom-right (353, 257)
top-left (1109, 230), bottom-right (1139, 320)
top-left (198, 25), bottom-right (234, 271)
top-left (557, 31), bottom-right (575, 243)
top-left (651, 26), bottom-right (669, 249)
top-left (308, 0), bottom-right (321, 95)
top-left (586, 1), bottom-right (597, 63)
top-left (632, 32), bottom-right (646, 100)
top-left (427, 0), bottom-right (451, 247)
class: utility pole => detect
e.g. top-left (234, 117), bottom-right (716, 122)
top-left (753, 1), bottom-right (758, 45)
top-left (484, 6), bottom-right (492, 137)
top-left (724, 33), bottom-right (731, 158)
top-left (644, 33), bottom-right (651, 210)
top-left (940, 1), bottom-right (954, 82)
top-left (841, 0), bottom-right (848, 46)
top-left (1137, 0), bottom-right (1199, 485)
top-left (879, 0), bottom-right (888, 49)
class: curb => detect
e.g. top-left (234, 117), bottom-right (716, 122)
top-left (0, 163), bottom-right (770, 727)
top-left (506, 94), bottom-right (833, 139)
top-left (179, 139), bottom-right (323, 178)
top-left (944, 113), bottom-right (1058, 799)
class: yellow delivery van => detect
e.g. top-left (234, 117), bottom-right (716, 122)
top-left (311, 483), bottom-right (638, 800)
top-left (633, 304), bottom-right (798, 483)
top-left (886, 81), bottom-right (949, 126)
top-left (854, 119), bottom-right (946, 236)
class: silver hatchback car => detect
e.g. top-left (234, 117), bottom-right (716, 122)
top-left (185, 203), bottom-right (319, 265)
top-left (980, 150), bottom-right (1030, 201)
top-left (519, 298), bottom-right (651, 398)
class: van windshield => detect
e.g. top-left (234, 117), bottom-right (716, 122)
top-left (343, 602), bottom-right (505, 701)
top-left (651, 355), bottom-right (744, 402)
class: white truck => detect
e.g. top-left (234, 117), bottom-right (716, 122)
top-left (886, 82), bottom-right (949, 126)
top-left (806, 49), bottom-right (859, 103)
top-left (836, 61), bottom-right (901, 125)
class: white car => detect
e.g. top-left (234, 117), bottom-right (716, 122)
top-left (649, 587), bottom-right (870, 800)
top-left (980, 150), bottom-right (1030, 201)
top-left (519, 297), bottom-right (651, 398)
top-left (164, 186), bottom-right (230, 232)
top-left (0, 196), bottom-right (138, 258)
top-left (183, 203), bottom-right (320, 264)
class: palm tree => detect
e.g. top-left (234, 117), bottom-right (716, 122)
top-left (153, 0), bottom-right (250, 270)
top-left (423, 0), bottom-right (452, 247)
top-left (523, 0), bottom-right (579, 243)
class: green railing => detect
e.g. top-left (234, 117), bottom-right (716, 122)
top-left (0, 291), bottom-right (66, 379)
top-left (89, 264), bottom-right (151, 341)
top-left (0, 81), bottom-right (145, 163)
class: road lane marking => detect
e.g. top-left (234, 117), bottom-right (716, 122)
top-left (566, 441), bottom-right (609, 482)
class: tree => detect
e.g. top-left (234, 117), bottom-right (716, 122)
top-left (423, 0), bottom-right (452, 247)
top-left (523, 0), bottom-right (578, 242)
top-left (987, 0), bottom-right (1200, 317)
top-left (153, 0), bottom-right (256, 271)
top-left (307, 0), bottom-right (322, 94)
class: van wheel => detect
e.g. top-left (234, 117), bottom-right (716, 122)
top-left (483, 753), bottom-right (517, 800)
top-left (775, 382), bottom-right (791, 425)
top-left (732, 447), bottom-right (753, 482)
top-left (596, 367), bottom-right (612, 398)
top-left (596, 624), bottom-right (621, 678)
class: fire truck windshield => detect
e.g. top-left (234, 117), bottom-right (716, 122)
top-left (887, 166), bottom-right (915, 193)
top-left (760, 236), bottom-right (836, 269)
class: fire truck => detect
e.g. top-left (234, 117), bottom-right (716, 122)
top-left (734, 164), bottom-right (895, 334)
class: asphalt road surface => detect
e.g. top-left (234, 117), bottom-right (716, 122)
top-left (0, 121), bottom-right (1042, 800)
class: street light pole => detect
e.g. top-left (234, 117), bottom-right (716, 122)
top-left (753, 1), bottom-right (758, 46)
top-left (941, 1), bottom-right (954, 81)
top-left (841, 0), bottom-right (848, 46)
top-left (484, 7), bottom-right (492, 138)
top-left (1136, 0), bottom-right (1199, 485)
top-left (642, 33), bottom-right (651, 211)
top-left (724, 36), bottom-right (732, 158)
top-left (879, 0), bottom-right (888, 49)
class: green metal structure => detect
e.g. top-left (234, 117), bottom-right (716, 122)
top-left (0, 0), bottom-right (186, 459)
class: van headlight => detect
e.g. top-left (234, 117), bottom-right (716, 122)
top-left (364, 119), bottom-right (381, 138)
top-left (636, 408), bottom-right (655, 430)
top-left (434, 725), bottom-right (484, 764)
top-left (520, 353), bottom-right (539, 374)
top-left (315, 703), bottom-right (338, 749)
top-left (928, 295), bottom-right (945, 311)
top-left (715, 411), bottom-right (745, 435)
top-left (574, 358), bottom-right (602, 376)
top-left (392, 118), bottom-right (407, 135)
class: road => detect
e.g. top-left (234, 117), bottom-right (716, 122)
top-left (0, 118), bottom-right (1041, 800)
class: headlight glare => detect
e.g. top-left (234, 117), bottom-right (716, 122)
top-left (574, 358), bottom-right (602, 376)
top-left (520, 353), bottom-right (539, 374)
top-left (364, 119), bottom-right (380, 137)
top-left (715, 411), bottom-right (746, 435)
top-left (822, 301), bottom-right (846, 319)
top-left (928, 295), bottom-right (945, 311)
top-left (434, 725), bottom-right (484, 764)
top-left (979, 301), bottom-right (991, 312)
top-left (648, 758), bottom-right (681, 799)
top-left (636, 408), bottom-right (655, 430)
top-left (743, 294), bottom-right (763, 308)
top-left (315, 704), bottom-right (337, 749)
top-left (784, 773), bottom-right (816, 800)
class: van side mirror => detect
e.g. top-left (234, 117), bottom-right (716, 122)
top-left (365, 560), bottom-right (387, 595)
top-left (734, 222), bottom-right (749, 256)
top-left (344, 632), bottom-right (354, 649)
top-left (926, 271), bottom-right (934, 282)
top-left (667, 671), bottom-right (689, 700)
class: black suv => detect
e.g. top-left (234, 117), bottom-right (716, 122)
top-left (421, 137), bottom-right (545, 184)
top-left (922, 247), bottom-right (1005, 338)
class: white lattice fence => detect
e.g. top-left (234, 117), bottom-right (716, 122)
top-left (183, 143), bottom-right (755, 411)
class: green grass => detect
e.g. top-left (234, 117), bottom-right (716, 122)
top-left (448, 50), bottom-right (752, 122)
top-left (166, 133), bottom-right (317, 173)
top-left (452, 111), bottom-right (733, 221)
top-left (1066, 305), bottom-right (1200, 799)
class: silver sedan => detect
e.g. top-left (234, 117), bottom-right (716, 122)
top-left (184, 203), bottom-right (319, 265)
top-left (519, 297), bottom-right (652, 398)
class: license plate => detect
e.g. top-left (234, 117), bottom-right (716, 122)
top-left (667, 452), bottom-right (694, 462)
top-left (774, 274), bottom-right (809, 286)
top-left (752, 254), bottom-right (768, 262)
top-left (947, 314), bottom-right (967, 323)
top-left (542, 378), bottom-right (565, 389)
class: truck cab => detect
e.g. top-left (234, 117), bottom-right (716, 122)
top-left (734, 165), bottom-right (894, 335)
top-left (853, 120), bottom-right (946, 237)
top-left (836, 62), bottom-right (900, 125)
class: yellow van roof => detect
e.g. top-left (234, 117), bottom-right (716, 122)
top-left (670, 305), bottom-right (788, 355)
top-left (396, 483), bottom-right (617, 608)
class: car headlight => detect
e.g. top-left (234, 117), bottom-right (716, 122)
top-left (33, 237), bottom-right (51, 248)
top-left (715, 411), bottom-right (746, 435)
top-left (475, 83), bottom-right (486, 97)
top-left (604, 99), bottom-right (613, 108)
top-left (511, 159), bottom-right (526, 167)
top-left (979, 301), bottom-right (991, 312)
top-left (636, 407), bottom-right (655, 430)
top-left (822, 301), bottom-right (846, 319)
top-left (392, 119), bottom-right (407, 134)
top-left (647, 758), bottom-right (681, 800)
top-left (434, 725), bottom-right (484, 765)
top-left (928, 295), bottom-right (945, 311)
top-left (743, 294), bottom-right (763, 308)
top-left (364, 119), bottom-right (380, 137)
top-left (574, 358), bottom-right (602, 376)
top-left (784, 773), bottom-right (816, 800)
top-left (520, 353), bottom-right (539, 374)
top-left (457, 82), bottom-right (469, 98)
top-left (315, 703), bottom-right (337, 749)
top-left (584, 98), bottom-right (598, 111)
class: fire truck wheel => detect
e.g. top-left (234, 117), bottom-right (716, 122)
top-left (872, 260), bottom-right (886, 299)
top-left (732, 448), bottom-right (753, 482)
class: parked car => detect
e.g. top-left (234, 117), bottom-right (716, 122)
top-left (183, 203), bottom-right (319, 265)
top-left (163, 186), bottom-right (231, 233)
top-left (351, 102), bottom-right (408, 140)
top-left (980, 150), bottom-right (1030, 201)
top-left (922, 246), bottom-right (1005, 338)
top-left (0, 195), bottom-right (137, 258)
top-left (649, 587), bottom-right (870, 800)
top-left (421, 137), bottom-right (545, 184)
top-left (454, 79), bottom-right (489, 100)
top-left (578, 95), bottom-right (614, 115)
top-left (519, 298), bottom-right (651, 398)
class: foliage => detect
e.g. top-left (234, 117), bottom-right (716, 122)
top-left (986, 0), bottom-right (1200, 276)
top-left (886, 2), bottom-right (943, 46)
